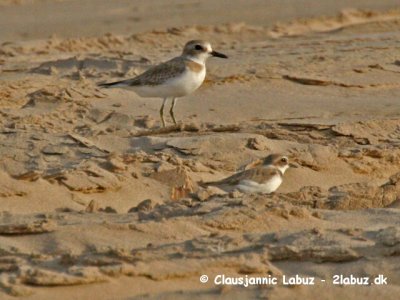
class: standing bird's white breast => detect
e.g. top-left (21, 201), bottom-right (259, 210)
top-left (131, 58), bottom-right (206, 98)
top-left (163, 60), bottom-right (206, 97)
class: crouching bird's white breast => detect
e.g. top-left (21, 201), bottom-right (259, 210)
top-left (237, 174), bottom-right (283, 194)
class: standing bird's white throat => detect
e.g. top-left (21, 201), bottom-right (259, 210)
top-left (98, 40), bottom-right (228, 127)
top-left (203, 154), bottom-right (293, 194)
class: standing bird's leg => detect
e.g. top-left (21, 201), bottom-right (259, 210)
top-left (169, 98), bottom-right (177, 125)
top-left (160, 97), bottom-right (168, 127)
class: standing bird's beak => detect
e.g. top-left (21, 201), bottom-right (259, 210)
top-left (211, 50), bottom-right (228, 59)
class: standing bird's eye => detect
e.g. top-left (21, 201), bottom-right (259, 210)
top-left (195, 45), bottom-right (203, 50)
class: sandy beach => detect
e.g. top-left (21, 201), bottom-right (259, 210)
top-left (0, 0), bottom-right (400, 299)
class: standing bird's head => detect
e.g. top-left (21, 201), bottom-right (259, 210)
top-left (182, 40), bottom-right (228, 63)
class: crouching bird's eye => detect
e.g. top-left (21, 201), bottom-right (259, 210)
top-left (195, 45), bottom-right (203, 50)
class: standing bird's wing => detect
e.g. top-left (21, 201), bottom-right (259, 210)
top-left (206, 167), bottom-right (281, 186)
top-left (98, 57), bottom-right (186, 88)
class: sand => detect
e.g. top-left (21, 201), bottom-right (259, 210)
top-left (0, 0), bottom-right (400, 299)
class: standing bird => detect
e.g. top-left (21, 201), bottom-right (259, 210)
top-left (98, 40), bottom-right (228, 127)
top-left (203, 154), bottom-right (293, 194)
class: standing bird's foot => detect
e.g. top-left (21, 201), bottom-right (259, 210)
top-left (169, 98), bottom-right (177, 126)
top-left (160, 98), bottom-right (167, 127)
top-left (170, 110), bottom-right (177, 125)
top-left (160, 114), bottom-right (166, 127)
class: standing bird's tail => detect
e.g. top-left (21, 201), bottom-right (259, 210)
top-left (97, 80), bottom-right (128, 88)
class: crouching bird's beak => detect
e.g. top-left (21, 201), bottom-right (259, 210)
top-left (211, 50), bottom-right (228, 59)
top-left (289, 163), bottom-right (299, 168)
